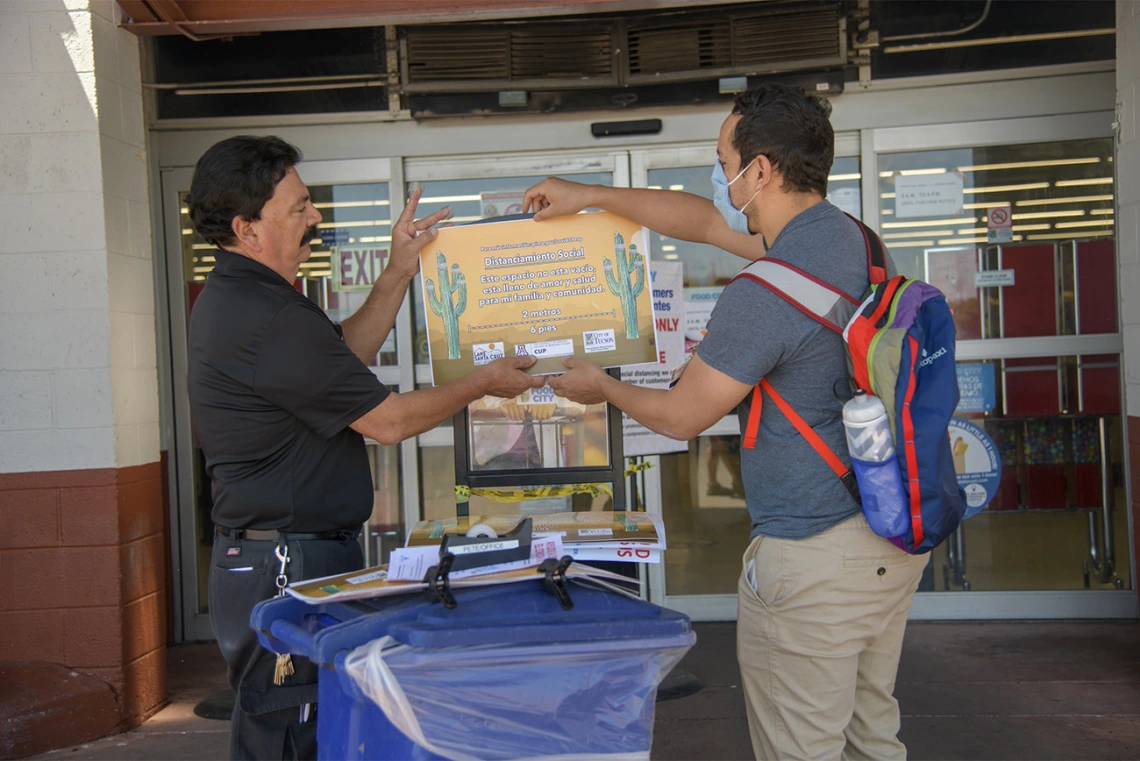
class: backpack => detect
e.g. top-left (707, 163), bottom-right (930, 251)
top-left (730, 214), bottom-right (966, 554)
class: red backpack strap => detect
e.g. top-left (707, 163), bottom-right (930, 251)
top-left (743, 379), bottom-right (861, 504)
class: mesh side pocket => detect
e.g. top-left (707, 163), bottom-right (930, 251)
top-left (853, 455), bottom-right (910, 539)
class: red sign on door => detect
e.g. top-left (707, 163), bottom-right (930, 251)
top-left (335, 248), bottom-right (388, 291)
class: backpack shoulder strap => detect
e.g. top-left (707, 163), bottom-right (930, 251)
top-left (731, 259), bottom-right (858, 335)
top-left (741, 380), bottom-right (861, 504)
top-left (845, 213), bottom-right (889, 285)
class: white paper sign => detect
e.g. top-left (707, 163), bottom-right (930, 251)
top-left (974, 269), bottom-right (1015, 288)
top-left (895, 173), bottom-right (964, 219)
top-left (683, 286), bottom-right (723, 353)
top-left (621, 262), bottom-right (688, 456)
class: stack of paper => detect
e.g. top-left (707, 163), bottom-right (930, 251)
top-left (405, 511), bottom-right (666, 565)
top-left (286, 558), bottom-right (637, 605)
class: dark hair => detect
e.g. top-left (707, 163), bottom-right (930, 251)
top-left (186, 135), bottom-right (302, 248)
top-left (731, 84), bottom-right (834, 196)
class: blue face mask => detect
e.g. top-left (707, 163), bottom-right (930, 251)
top-left (711, 158), bottom-right (761, 235)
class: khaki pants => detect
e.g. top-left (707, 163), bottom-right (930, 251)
top-left (737, 514), bottom-right (927, 761)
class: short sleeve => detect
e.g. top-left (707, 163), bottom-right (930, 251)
top-left (254, 302), bottom-right (390, 438)
top-left (695, 280), bottom-right (790, 387)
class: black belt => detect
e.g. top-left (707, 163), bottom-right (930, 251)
top-left (216, 525), bottom-right (361, 542)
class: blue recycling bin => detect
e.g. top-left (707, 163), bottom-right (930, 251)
top-left (252, 579), bottom-right (695, 761)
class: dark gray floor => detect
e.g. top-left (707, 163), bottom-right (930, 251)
top-left (30, 622), bottom-right (1140, 761)
top-left (655, 621), bottom-right (1140, 761)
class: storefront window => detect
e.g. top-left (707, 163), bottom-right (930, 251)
top-left (877, 138), bottom-right (1114, 281)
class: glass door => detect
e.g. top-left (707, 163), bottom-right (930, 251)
top-left (868, 113), bottom-right (1136, 620)
top-left (631, 135), bottom-right (864, 620)
top-left (161, 158), bottom-right (410, 642)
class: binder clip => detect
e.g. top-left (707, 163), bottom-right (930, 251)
top-left (538, 556), bottom-right (574, 610)
top-left (423, 552), bottom-right (457, 609)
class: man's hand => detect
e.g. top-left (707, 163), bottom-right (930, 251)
top-left (387, 186), bottom-right (452, 280)
top-left (523, 178), bottom-right (596, 222)
top-left (546, 357), bottom-right (608, 405)
top-left (477, 356), bottom-right (546, 398)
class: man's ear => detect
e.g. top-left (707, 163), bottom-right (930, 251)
top-left (755, 154), bottom-right (775, 189)
top-left (231, 216), bottom-right (259, 251)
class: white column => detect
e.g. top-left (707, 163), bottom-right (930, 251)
top-left (0, 0), bottom-right (158, 473)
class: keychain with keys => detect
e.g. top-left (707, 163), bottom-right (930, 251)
top-left (272, 542), bottom-right (295, 685)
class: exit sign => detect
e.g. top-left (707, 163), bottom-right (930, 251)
top-left (334, 247), bottom-right (388, 291)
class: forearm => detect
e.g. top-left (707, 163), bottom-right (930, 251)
top-left (597, 375), bottom-right (696, 441)
top-left (586, 185), bottom-right (763, 261)
top-left (358, 374), bottom-right (487, 445)
top-left (340, 268), bottom-right (412, 362)
top-left (588, 186), bottom-right (721, 245)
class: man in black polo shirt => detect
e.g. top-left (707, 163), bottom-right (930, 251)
top-left (186, 136), bottom-right (542, 761)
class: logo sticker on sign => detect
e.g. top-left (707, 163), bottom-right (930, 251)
top-left (583, 328), bottom-right (616, 353)
top-left (515, 338), bottom-right (574, 359)
top-left (472, 342), bottom-right (505, 366)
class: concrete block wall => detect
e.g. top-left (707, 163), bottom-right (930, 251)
top-left (0, 0), bottom-right (167, 744)
top-left (1118, 0), bottom-right (1140, 601)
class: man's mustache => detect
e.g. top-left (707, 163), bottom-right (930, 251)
top-left (300, 224), bottom-right (319, 246)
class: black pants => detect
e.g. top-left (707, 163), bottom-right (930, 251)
top-left (209, 532), bottom-right (364, 761)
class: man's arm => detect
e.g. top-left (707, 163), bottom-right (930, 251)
top-left (341, 187), bottom-right (451, 362)
top-left (350, 356), bottom-right (544, 445)
top-left (522, 178), bottom-right (764, 261)
top-left (547, 355), bottom-right (751, 441)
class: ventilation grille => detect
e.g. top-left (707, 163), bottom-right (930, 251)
top-left (405, 24), bottom-right (613, 86)
top-left (628, 1), bottom-right (842, 78)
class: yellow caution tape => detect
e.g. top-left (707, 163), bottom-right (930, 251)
top-left (624, 460), bottom-right (654, 477)
top-left (454, 483), bottom-right (613, 503)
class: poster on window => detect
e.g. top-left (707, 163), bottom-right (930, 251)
top-left (621, 261), bottom-right (687, 456)
top-left (420, 211), bottom-right (659, 385)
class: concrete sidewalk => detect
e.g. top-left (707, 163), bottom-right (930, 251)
top-left (29, 622), bottom-right (1140, 761)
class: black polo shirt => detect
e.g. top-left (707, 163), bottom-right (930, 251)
top-left (187, 249), bottom-right (390, 532)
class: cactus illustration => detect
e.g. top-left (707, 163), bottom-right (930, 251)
top-left (603, 232), bottom-right (645, 339)
top-left (425, 252), bottom-right (466, 359)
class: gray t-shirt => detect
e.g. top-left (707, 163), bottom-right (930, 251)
top-left (697, 201), bottom-right (897, 540)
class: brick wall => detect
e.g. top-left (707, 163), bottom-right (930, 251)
top-left (0, 463), bottom-right (167, 727)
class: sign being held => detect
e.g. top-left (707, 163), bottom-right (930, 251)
top-left (420, 211), bottom-right (659, 384)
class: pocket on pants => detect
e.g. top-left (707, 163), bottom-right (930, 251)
top-left (740, 535), bottom-right (784, 608)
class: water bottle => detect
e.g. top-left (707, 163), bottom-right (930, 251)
top-left (842, 390), bottom-right (910, 539)
top-left (842, 390), bottom-right (894, 463)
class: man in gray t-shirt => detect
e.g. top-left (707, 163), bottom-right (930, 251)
top-left (525, 84), bottom-right (927, 761)
top-left (698, 199), bottom-right (897, 541)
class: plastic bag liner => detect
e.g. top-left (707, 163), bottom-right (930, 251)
top-left (343, 632), bottom-right (692, 761)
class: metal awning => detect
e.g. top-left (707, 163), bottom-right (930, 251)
top-left (116, 0), bottom-right (757, 38)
